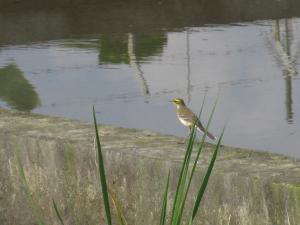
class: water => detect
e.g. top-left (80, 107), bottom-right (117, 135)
top-left (0, 3), bottom-right (300, 158)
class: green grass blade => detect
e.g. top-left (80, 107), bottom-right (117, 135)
top-left (196, 92), bottom-right (217, 145)
top-left (170, 124), bottom-right (196, 225)
top-left (16, 151), bottom-right (46, 225)
top-left (52, 199), bottom-right (65, 225)
top-left (160, 171), bottom-right (170, 225)
top-left (74, 214), bottom-right (81, 225)
top-left (191, 127), bottom-right (225, 220)
top-left (93, 106), bottom-right (112, 225)
top-left (198, 92), bottom-right (207, 124)
top-left (175, 97), bottom-right (218, 225)
top-left (107, 186), bottom-right (128, 225)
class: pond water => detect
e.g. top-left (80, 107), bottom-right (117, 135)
top-left (0, 2), bottom-right (300, 158)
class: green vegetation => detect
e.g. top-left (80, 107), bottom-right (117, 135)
top-left (16, 150), bottom-right (45, 225)
top-left (52, 199), bottom-right (65, 225)
top-left (91, 100), bottom-right (224, 225)
top-left (93, 106), bottom-right (113, 225)
top-left (17, 102), bottom-right (223, 224)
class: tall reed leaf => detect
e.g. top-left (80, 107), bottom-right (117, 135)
top-left (160, 171), bottom-right (170, 225)
top-left (170, 123), bottom-right (197, 225)
top-left (52, 199), bottom-right (65, 225)
top-left (191, 127), bottom-right (225, 221)
top-left (93, 106), bottom-right (112, 225)
top-left (16, 151), bottom-right (46, 225)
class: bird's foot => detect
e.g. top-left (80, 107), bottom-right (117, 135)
top-left (177, 138), bottom-right (186, 144)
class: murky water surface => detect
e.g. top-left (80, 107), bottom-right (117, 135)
top-left (0, 3), bottom-right (300, 157)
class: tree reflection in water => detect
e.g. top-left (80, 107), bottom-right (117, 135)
top-left (0, 64), bottom-right (40, 111)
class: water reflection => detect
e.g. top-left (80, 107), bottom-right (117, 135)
top-left (99, 34), bottom-right (129, 64)
top-left (0, 13), bottom-right (300, 157)
top-left (272, 18), bottom-right (298, 123)
top-left (186, 29), bottom-right (192, 103)
top-left (62, 32), bottom-right (167, 96)
top-left (1, 0), bottom-right (300, 46)
top-left (0, 64), bottom-right (40, 111)
top-left (98, 32), bottom-right (167, 64)
top-left (127, 33), bottom-right (150, 95)
top-left (99, 32), bottom-right (167, 95)
top-left (101, 32), bottom-right (166, 95)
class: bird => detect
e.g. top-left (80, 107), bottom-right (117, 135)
top-left (170, 98), bottom-right (216, 141)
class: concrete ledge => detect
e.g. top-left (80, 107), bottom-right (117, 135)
top-left (0, 108), bottom-right (299, 225)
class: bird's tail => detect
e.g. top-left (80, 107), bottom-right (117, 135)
top-left (197, 127), bottom-right (216, 141)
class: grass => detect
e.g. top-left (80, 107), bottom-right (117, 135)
top-left (16, 150), bottom-right (46, 225)
top-left (17, 100), bottom-right (224, 225)
top-left (93, 105), bottom-right (112, 225)
top-left (52, 199), bottom-right (65, 225)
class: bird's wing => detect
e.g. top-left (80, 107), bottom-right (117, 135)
top-left (195, 118), bottom-right (216, 141)
top-left (178, 106), bottom-right (216, 140)
top-left (179, 107), bottom-right (205, 130)
top-left (195, 118), bottom-right (205, 131)
top-left (177, 106), bottom-right (199, 124)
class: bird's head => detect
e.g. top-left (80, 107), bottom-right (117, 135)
top-left (170, 98), bottom-right (185, 106)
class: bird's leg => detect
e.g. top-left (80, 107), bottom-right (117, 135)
top-left (177, 138), bottom-right (186, 144)
top-left (177, 128), bottom-right (190, 144)
top-left (187, 127), bottom-right (193, 143)
top-left (177, 127), bottom-right (193, 144)
top-left (186, 126), bottom-right (199, 144)
top-left (183, 127), bottom-right (193, 144)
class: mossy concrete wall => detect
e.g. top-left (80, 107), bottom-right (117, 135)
top-left (0, 109), bottom-right (299, 225)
